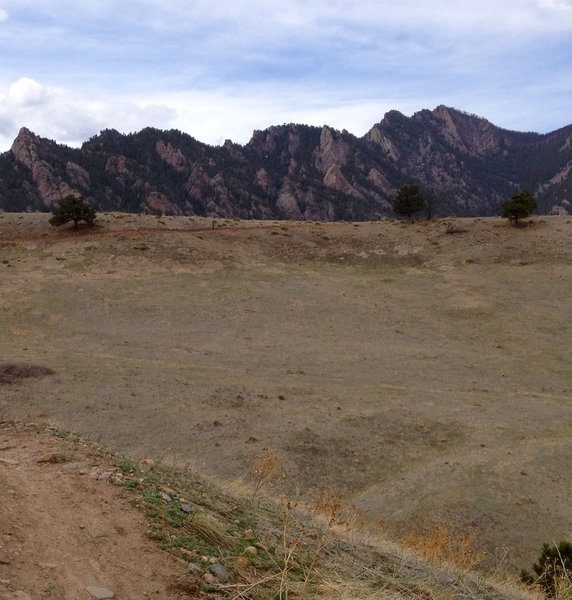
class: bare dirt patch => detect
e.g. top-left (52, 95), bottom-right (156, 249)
top-left (0, 422), bottom-right (190, 600)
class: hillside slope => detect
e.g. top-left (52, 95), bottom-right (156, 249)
top-left (0, 420), bottom-right (540, 600)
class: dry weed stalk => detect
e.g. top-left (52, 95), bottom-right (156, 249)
top-left (555, 577), bottom-right (572, 600)
top-left (279, 498), bottom-right (301, 600)
top-left (248, 446), bottom-right (285, 503)
top-left (278, 490), bottom-right (371, 599)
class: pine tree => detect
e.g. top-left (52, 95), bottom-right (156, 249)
top-left (501, 189), bottom-right (537, 226)
top-left (393, 185), bottom-right (426, 222)
top-left (49, 195), bottom-right (96, 230)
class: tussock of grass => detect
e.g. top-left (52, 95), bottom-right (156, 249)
top-left (181, 515), bottom-right (234, 550)
top-left (0, 361), bottom-right (56, 384)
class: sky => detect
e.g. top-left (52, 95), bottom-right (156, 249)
top-left (0, 0), bottom-right (571, 152)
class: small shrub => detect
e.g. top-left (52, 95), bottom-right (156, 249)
top-left (248, 447), bottom-right (285, 502)
top-left (116, 459), bottom-right (139, 474)
top-left (444, 222), bottom-right (468, 235)
top-left (521, 540), bottom-right (572, 598)
top-left (0, 362), bottom-right (56, 384)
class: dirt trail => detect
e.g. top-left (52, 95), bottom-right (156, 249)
top-left (0, 422), bottom-right (189, 600)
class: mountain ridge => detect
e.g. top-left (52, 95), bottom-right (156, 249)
top-left (1, 105), bottom-right (571, 218)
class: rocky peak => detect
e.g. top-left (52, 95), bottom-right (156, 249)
top-left (427, 105), bottom-right (500, 155)
top-left (10, 127), bottom-right (76, 207)
top-left (10, 127), bottom-right (41, 170)
top-left (364, 125), bottom-right (399, 160)
top-left (315, 125), bottom-right (349, 174)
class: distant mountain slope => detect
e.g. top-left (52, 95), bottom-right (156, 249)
top-left (1, 106), bottom-right (571, 218)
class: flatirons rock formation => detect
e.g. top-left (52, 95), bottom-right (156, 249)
top-left (1, 106), bottom-right (571, 218)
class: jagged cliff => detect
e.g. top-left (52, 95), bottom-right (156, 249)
top-left (1, 106), bottom-right (571, 218)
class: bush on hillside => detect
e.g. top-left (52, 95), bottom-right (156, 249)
top-left (521, 540), bottom-right (572, 598)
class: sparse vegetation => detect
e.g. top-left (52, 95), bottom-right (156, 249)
top-left (1, 213), bottom-right (571, 588)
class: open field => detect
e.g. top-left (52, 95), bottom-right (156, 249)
top-left (1, 212), bottom-right (571, 574)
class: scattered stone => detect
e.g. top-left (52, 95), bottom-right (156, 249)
top-left (187, 562), bottom-right (203, 575)
top-left (244, 546), bottom-right (258, 556)
top-left (62, 463), bottom-right (82, 470)
top-left (141, 458), bottom-right (154, 466)
top-left (161, 492), bottom-right (172, 502)
top-left (202, 573), bottom-right (215, 585)
top-left (208, 557), bottom-right (218, 564)
top-left (0, 553), bottom-right (11, 564)
top-left (86, 586), bottom-right (115, 599)
top-left (209, 563), bottom-right (229, 581)
top-left (180, 503), bottom-right (195, 513)
top-left (243, 529), bottom-right (254, 539)
top-left (161, 486), bottom-right (175, 495)
top-left (0, 457), bottom-right (19, 465)
top-left (236, 556), bottom-right (251, 568)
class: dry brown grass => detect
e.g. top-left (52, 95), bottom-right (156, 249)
top-left (248, 446), bottom-right (286, 502)
top-left (0, 213), bottom-right (570, 576)
top-left (401, 525), bottom-right (487, 570)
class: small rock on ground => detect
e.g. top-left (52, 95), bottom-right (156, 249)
top-left (1, 592), bottom-right (32, 600)
top-left (86, 586), bottom-right (115, 599)
top-left (209, 563), bottom-right (229, 581)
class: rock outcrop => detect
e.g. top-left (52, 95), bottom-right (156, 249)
top-left (10, 128), bottom-right (79, 207)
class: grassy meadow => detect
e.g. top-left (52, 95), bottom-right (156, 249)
top-left (1, 212), bottom-right (570, 575)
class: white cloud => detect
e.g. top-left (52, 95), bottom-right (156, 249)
top-left (0, 8), bottom-right (8, 21)
top-left (0, 78), bottom-right (176, 151)
top-left (8, 77), bottom-right (48, 106)
top-left (536, 0), bottom-right (572, 9)
top-left (0, 1), bottom-right (570, 152)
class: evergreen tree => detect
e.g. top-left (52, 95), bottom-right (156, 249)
top-left (393, 185), bottom-right (426, 222)
top-left (501, 189), bottom-right (537, 226)
top-left (49, 195), bottom-right (96, 230)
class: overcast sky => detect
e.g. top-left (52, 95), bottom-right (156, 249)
top-left (0, 0), bottom-right (571, 151)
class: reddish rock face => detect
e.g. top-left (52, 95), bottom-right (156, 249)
top-left (11, 127), bottom-right (77, 207)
